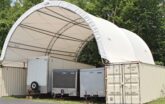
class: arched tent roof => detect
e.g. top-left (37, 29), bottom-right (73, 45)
top-left (121, 28), bottom-right (154, 64)
top-left (0, 0), bottom-right (154, 66)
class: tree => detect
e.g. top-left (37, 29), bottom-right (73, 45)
top-left (0, 0), bottom-right (42, 50)
top-left (0, 0), bottom-right (164, 65)
top-left (0, 0), bottom-right (10, 9)
top-left (67, 0), bottom-right (165, 65)
top-left (0, 3), bottom-right (24, 50)
top-left (119, 0), bottom-right (165, 65)
top-left (77, 39), bottom-right (103, 66)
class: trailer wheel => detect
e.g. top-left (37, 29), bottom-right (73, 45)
top-left (31, 81), bottom-right (39, 90)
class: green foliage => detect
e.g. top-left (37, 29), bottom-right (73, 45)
top-left (67, 0), bottom-right (165, 65)
top-left (77, 39), bottom-right (103, 66)
top-left (118, 0), bottom-right (165, 64)
top-left (0, 0), bottom-right (42, 50)
top-left (0, 0), bottom-right (10, 9)
top-left (0, 0), bottom-right (165, 66)
top-left (0, 5), bottom-right (25, 49)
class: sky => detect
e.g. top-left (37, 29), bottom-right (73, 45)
top-left (10, 0), bottom-right (23, 7)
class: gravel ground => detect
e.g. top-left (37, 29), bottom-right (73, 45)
top-left (0, 98), bottom-right (55, 104)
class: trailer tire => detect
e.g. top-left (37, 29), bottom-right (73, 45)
top-left (31, 81), bottom-right (39, 90)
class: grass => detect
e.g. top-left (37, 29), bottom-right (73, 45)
top-left (146, 98), bottom-right (165, 104)
top-left (29, 98), bottom-right (85, 104)
top-left (3, 96), bottom-right (165, 104)
top-left (2, 96), bottom-right (105, 104)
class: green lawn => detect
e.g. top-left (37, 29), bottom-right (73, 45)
top-left (30, 98), bottom-right (105, 104)
top-left (3, 96), bottom-right (105, 104)
top-left (146, 98), bottom-right (165, 104)
top-left (33, 98), bottom-right (165, 104)
top-left (30, 98), bottom-right (85, 104)
top-left (3, 96), bottom-right (165, 104)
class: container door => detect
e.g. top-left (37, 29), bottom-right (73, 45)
top-left (106, 64), bottom-right (123, 104)
top-left (124, 64), bottom-right (141, 104)
top-left (106, 63), bottom-right (141, 104)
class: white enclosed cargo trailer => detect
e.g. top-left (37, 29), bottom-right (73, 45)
top-left (52, 69), bottom-right (78, 96)
top-left (105, 62), bottom-right (165, 104)
top-left (27, 56), bottom-right (94, 94)
top-left (80, 68), bottom-right (105, 98)
top-left (27, 57), bottom-right (49, 93)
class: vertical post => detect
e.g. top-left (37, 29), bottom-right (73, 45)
top-left (121, 64), bottom-right (125, 104)
top-left (104, 65), bottom-right (108, 104)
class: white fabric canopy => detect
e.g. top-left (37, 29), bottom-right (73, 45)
top-left (0, 0), bottom-right (154, 66)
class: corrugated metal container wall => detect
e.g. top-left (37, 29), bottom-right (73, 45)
top-left (0, 67), bottom-right (27, 97)
top-left (106, 63), bottom-right (165, 104)
top-left (140, 63), bottom-right (165, 103)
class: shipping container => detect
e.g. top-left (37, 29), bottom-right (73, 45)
top-left (105, 62), bottom-right (165, 104)
top-left (80, 68), bottom-right (105, 98)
